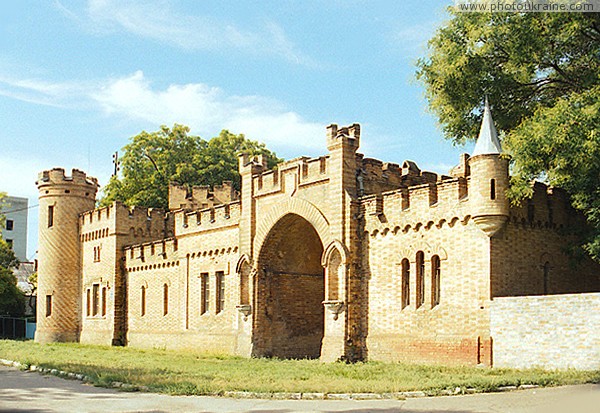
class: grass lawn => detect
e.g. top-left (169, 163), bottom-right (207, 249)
top-left (1, 340), bottom-right (598, 396)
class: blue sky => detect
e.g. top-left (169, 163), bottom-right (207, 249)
top-left (0, 1), bottom-right (472, 260)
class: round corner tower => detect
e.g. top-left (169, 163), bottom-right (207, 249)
top-left (469, 99), bottom-right (509, 237)
top-left (35, 168), bottom-right (99, 343)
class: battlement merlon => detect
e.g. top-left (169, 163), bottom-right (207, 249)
top-left (238, 153), bottom-right (268, 175)
top-left (36, 168), bottom-right (99, 200)
top-left (326, 123), bottom-right (360, 151)
top-left (168, 181), bottom-right (238, 211)
top-left (80, 201), bottom-right (171, 238)
top-left (37, 168), bottom-right (99, 188)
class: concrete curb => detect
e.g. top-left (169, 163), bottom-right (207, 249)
top-left (0, 358), bottom-right (540, 400)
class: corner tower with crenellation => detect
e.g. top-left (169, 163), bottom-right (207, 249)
top-left (35, 168), bottom-right (99, 343)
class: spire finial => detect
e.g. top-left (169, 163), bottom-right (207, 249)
top-left (472, 97), bottom-right (502, 156)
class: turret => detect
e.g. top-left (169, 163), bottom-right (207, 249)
top-left (35, 168), bottom-right (99, 343)
top-left (469, 99), bottom-right (509, 237)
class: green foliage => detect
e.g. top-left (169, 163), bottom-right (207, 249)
top-left (101, 125), bottom-right (282, 210)
top-left (0, 341), bottom-right (598, 395)
top-left (417, 12), bottom-right (600, 260)
top-left (0, 192), bottom-right (6, 228)
top-left (0, 240), bottom-right (25, 317)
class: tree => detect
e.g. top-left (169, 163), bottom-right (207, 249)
top-left (0, 239), bottom-right (25, 317)
top-left (417, 11), bottom-right (600, 260)
top-left (0, 192), bottom-right (7, 228)
top-left (101, 125), bottom-right (282, 210)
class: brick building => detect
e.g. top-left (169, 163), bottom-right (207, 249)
top-left (34, 102), bottom-right (600, 367)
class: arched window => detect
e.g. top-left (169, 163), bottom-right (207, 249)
top-left (239, 262), bottom-right (250, 306)
top-left (431, 255), bottom-right (441, 307)
top-left (141, 286), bottom-right (146, 316)
top-left (416, 251), bottom-right (425, 308)
top-left (543, 261), bottom-right (550, 294)
top-left (327, 249), bottom-right (342, 301)
top-left (401, 258), bottom-right (410, 309)
top-left (163, 284), bottom-right (169, 316)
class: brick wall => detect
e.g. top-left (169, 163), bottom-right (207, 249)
top-left (363, 219), bottom-right (492, 365)
top-left (490, 293), bottom-right (600, 370)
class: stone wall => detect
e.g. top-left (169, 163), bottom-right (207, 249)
top-left (490, 293), bottom-right (600, 370)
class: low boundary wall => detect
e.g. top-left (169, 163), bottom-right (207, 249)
top-left (490, 293), bottom-right (600, 370)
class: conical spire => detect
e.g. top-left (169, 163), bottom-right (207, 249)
top-left (472, 97), bottom-right (502, 156)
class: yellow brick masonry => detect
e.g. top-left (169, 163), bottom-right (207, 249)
top-left (36, 122), bottom-right (600, 367)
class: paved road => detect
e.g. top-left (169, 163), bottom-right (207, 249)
top-left (0, 365), bottom-right (599, 413)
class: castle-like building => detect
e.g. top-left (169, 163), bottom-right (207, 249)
top-left (35, 103), bottom-right (600, 367)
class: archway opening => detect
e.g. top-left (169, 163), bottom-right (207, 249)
top-left (254, 213), bottom-right (324, 359)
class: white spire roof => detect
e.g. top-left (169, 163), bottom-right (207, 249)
top-left (472, 97), bottom-right (502, 156)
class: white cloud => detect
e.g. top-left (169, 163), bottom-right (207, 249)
top-left (0, 74), bottom-right (98, 108)
top-left (0, 70), bottom-right (326, 153)
top-left (56, 0), bottom-right (316, 66)
top-left (93, 71), bottom-right (326, 151)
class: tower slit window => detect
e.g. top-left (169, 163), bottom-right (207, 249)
top-left (47, 205), bottom-right (54, 227)
top-left (45, 295), bottom-right (52, 317)
top-left (490, 179), bottom-right (496, 200)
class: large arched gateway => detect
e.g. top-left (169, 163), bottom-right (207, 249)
top-left (253, 213), bottom-right (325, 359)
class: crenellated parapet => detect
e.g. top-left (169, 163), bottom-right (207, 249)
top-left (124, 237), bottom-right (180, 272)
top-left (508, 182), bottom-right (579, 231)
top-left (174, 200), bottom-right (241, 236)
top-left (252, 156), bottom-right (330, 197)
top-left (37, 168), bottom-right (99, 199)
top-left (361, 175), bottom-right (471, 234)
top-left (357, 156), bottom-right (444, 197)
top-left (80, 201), bottom-right (173, 245)
top-left (168, 181), bottom-right (239, 211)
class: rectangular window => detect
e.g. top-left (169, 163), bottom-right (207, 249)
top-left (101, 287), bottom-right (107, 316)
top-left (200, 272), bottom-right (209, 314)
top-left (6, 239), bottom-right (13, 248)
top-left (45, 295), bottom-right (52, 317)
top-left (216, 271), bottom-right (225, 314)
top-left (93, 246), bottom-right (101, 262)
top-left (48, 205), bottom-right (54, 228)
top-left (86, 289), bottom-right (91, 317)
top-left (92, 284), bottom-right (99, 316)
top-left (6, 220), bottom-right (13, 231)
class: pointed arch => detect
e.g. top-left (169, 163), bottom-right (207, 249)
top-left (236, 253), bottom-right (252, 273)
top-left (253, 198), bottom-right (331, 257)
top-left (321, 240), bottom-right (349, 267)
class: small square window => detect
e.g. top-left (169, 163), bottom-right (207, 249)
top-left (6, 220), bottom-right (13, 231)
